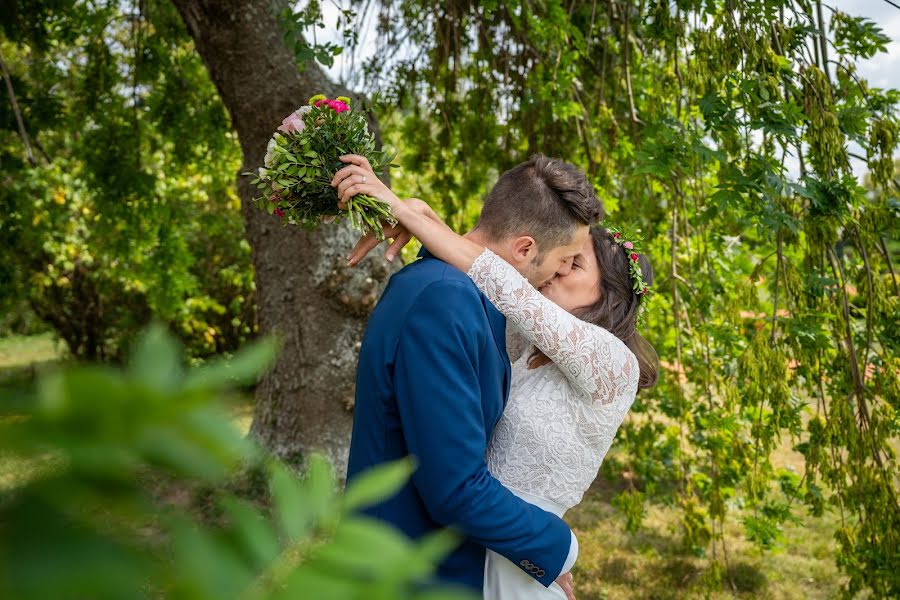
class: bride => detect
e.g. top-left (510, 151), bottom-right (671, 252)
top-left (333, 155), bottom-right (659, 599)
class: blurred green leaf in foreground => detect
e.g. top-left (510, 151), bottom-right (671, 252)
top-left (0, 323), bottom-right (473, 600)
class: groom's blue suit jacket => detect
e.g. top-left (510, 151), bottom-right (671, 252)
top-left (346, 249), bottom-right (572, 592)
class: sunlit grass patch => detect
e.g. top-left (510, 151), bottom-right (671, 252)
top-left (0, 332), bottom-right (67, 373)
top-left (0, 334), bottom-right (66, 492)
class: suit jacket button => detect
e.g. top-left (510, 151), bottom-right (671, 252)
top-left (530, 566), bottom-right (540, 574)
top-left (520, 559), bottom-right (529, 567)
top-left (538, 570), bottom-right (546, 577)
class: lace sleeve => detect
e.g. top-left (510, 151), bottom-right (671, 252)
top-left (505, 323), bottom-right (529, 363)
top-left (467, 249), bottom-right (639, 404)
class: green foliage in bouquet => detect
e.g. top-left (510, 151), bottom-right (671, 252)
top-left (0, 325), bottom-right (473, 600)
top-left (246, 95), bottom-right (398, 239)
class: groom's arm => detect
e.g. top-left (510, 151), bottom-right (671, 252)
top-left (394, 279), bottom-right (574, 587)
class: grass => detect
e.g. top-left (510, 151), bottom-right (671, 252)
top-left (567, 470), bottom-right (843, 599)
top-left (0, 444), bottom-right (34, 493)
top-left (0, 331), bottom-right (68, 405)
top-left (0, 331), bottom-right (67, 375)
top-left (0, 332), bottom-right (69, 492)
top-left (0, 333), bottom-right (848, 598)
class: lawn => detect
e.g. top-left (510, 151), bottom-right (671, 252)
top-left (0, 333), bottom-right (846, 598)
top-left (567, 472), bottom-right (842, 599)
top-left (0, 332), bottom-right (66, 377)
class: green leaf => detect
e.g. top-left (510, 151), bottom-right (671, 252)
top-left (128, 323), bottom-right (183, 392)
top-left (270, 462), bottom-right (311, 540)
top-left (414, 529), bottom-right (463, 572)
top-left (269, 454), bottom-right (336, 540)
top-left (310, 516), bottom-right (414, 574)
top-left (170, 515), bottom-right (255, 598)
top-left (219, 496), bottom-right (281, 568)
top-left (185, 336), bottom-right (281, 390)
top-left (342, 457), bottom-right (415, 512)
top-left (136, 418), bottom-right (238, 482)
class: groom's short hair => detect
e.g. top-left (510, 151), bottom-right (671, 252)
top-left (475, 155), bottom-right (603, 255)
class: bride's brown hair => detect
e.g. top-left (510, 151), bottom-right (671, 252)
top-left (529, 226), bottom-right (659, 390)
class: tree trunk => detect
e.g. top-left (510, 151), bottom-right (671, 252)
top-left (170, 0), bottom-right (395, 476)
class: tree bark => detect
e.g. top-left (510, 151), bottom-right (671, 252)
top-left (170, 0), bottom-right (396, 476)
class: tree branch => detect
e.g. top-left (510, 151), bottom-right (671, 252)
top-left (0, 48), bottom-right (37, 167)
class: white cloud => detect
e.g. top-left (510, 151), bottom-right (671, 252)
top-left (842, 0), bottom-right (900, 90)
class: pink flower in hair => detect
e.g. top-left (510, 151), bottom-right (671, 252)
top-left (623, 241), bottom-right (634, 249)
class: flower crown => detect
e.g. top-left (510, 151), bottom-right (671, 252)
top-left (603, 224), bottom-right (651, 299)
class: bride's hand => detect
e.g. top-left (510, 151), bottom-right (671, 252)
top-left (556, 572), bottom-right (576, 600)
top-left (330, 155), bottom-right (447, 266)
top-left (331, 154), bottom-right (400, 210)
top-left (346, 198), bottom-right (442, 266)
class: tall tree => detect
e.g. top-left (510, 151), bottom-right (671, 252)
top-left (169, 0), bottom-right (395, 472)
top-left (0, 1), bottom-right (256, 360)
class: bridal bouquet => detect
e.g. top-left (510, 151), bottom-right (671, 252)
top-left (246, 94), bottom-right (396, 238)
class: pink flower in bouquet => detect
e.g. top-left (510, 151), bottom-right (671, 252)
top-left (277, 113), bottom-right (304, 133)
top-left (274, 207), bottom-right (285, 218)
top-left (277, 106), bottom-right (311, 133)
top-left (309, 95), bottom-right (351, 113)
top-left (314, 98), bottom-right (350, 113)
top-left (328, 99), bottom-right (350, 113)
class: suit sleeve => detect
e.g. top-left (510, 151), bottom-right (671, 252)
top-left (393, 279), bottom-right (573, 586)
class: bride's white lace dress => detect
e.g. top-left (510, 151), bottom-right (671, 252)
top-left (466, 249), bottom-right (640, 599)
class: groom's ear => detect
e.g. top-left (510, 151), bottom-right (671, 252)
top-left (509, 235), bottom-right (538, 264)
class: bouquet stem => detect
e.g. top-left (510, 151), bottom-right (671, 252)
top-left (347, 195), bottom-right (396, 241)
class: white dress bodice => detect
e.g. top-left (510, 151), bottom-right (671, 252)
top-left (467, 249), bottom-right (640, 510)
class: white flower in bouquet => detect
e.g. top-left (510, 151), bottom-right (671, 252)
top-left (264, 138), bottom-right (277, 168)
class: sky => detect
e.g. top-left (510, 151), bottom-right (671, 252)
top-left (312, 0), bottom-right (900, 182)
top-left (840, 0), bottom-right (900, 89)
top-left (837, 0), bottom-right (900, 178)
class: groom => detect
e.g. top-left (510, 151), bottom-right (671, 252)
top-left (345, 155), bottom-right (603, 596)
